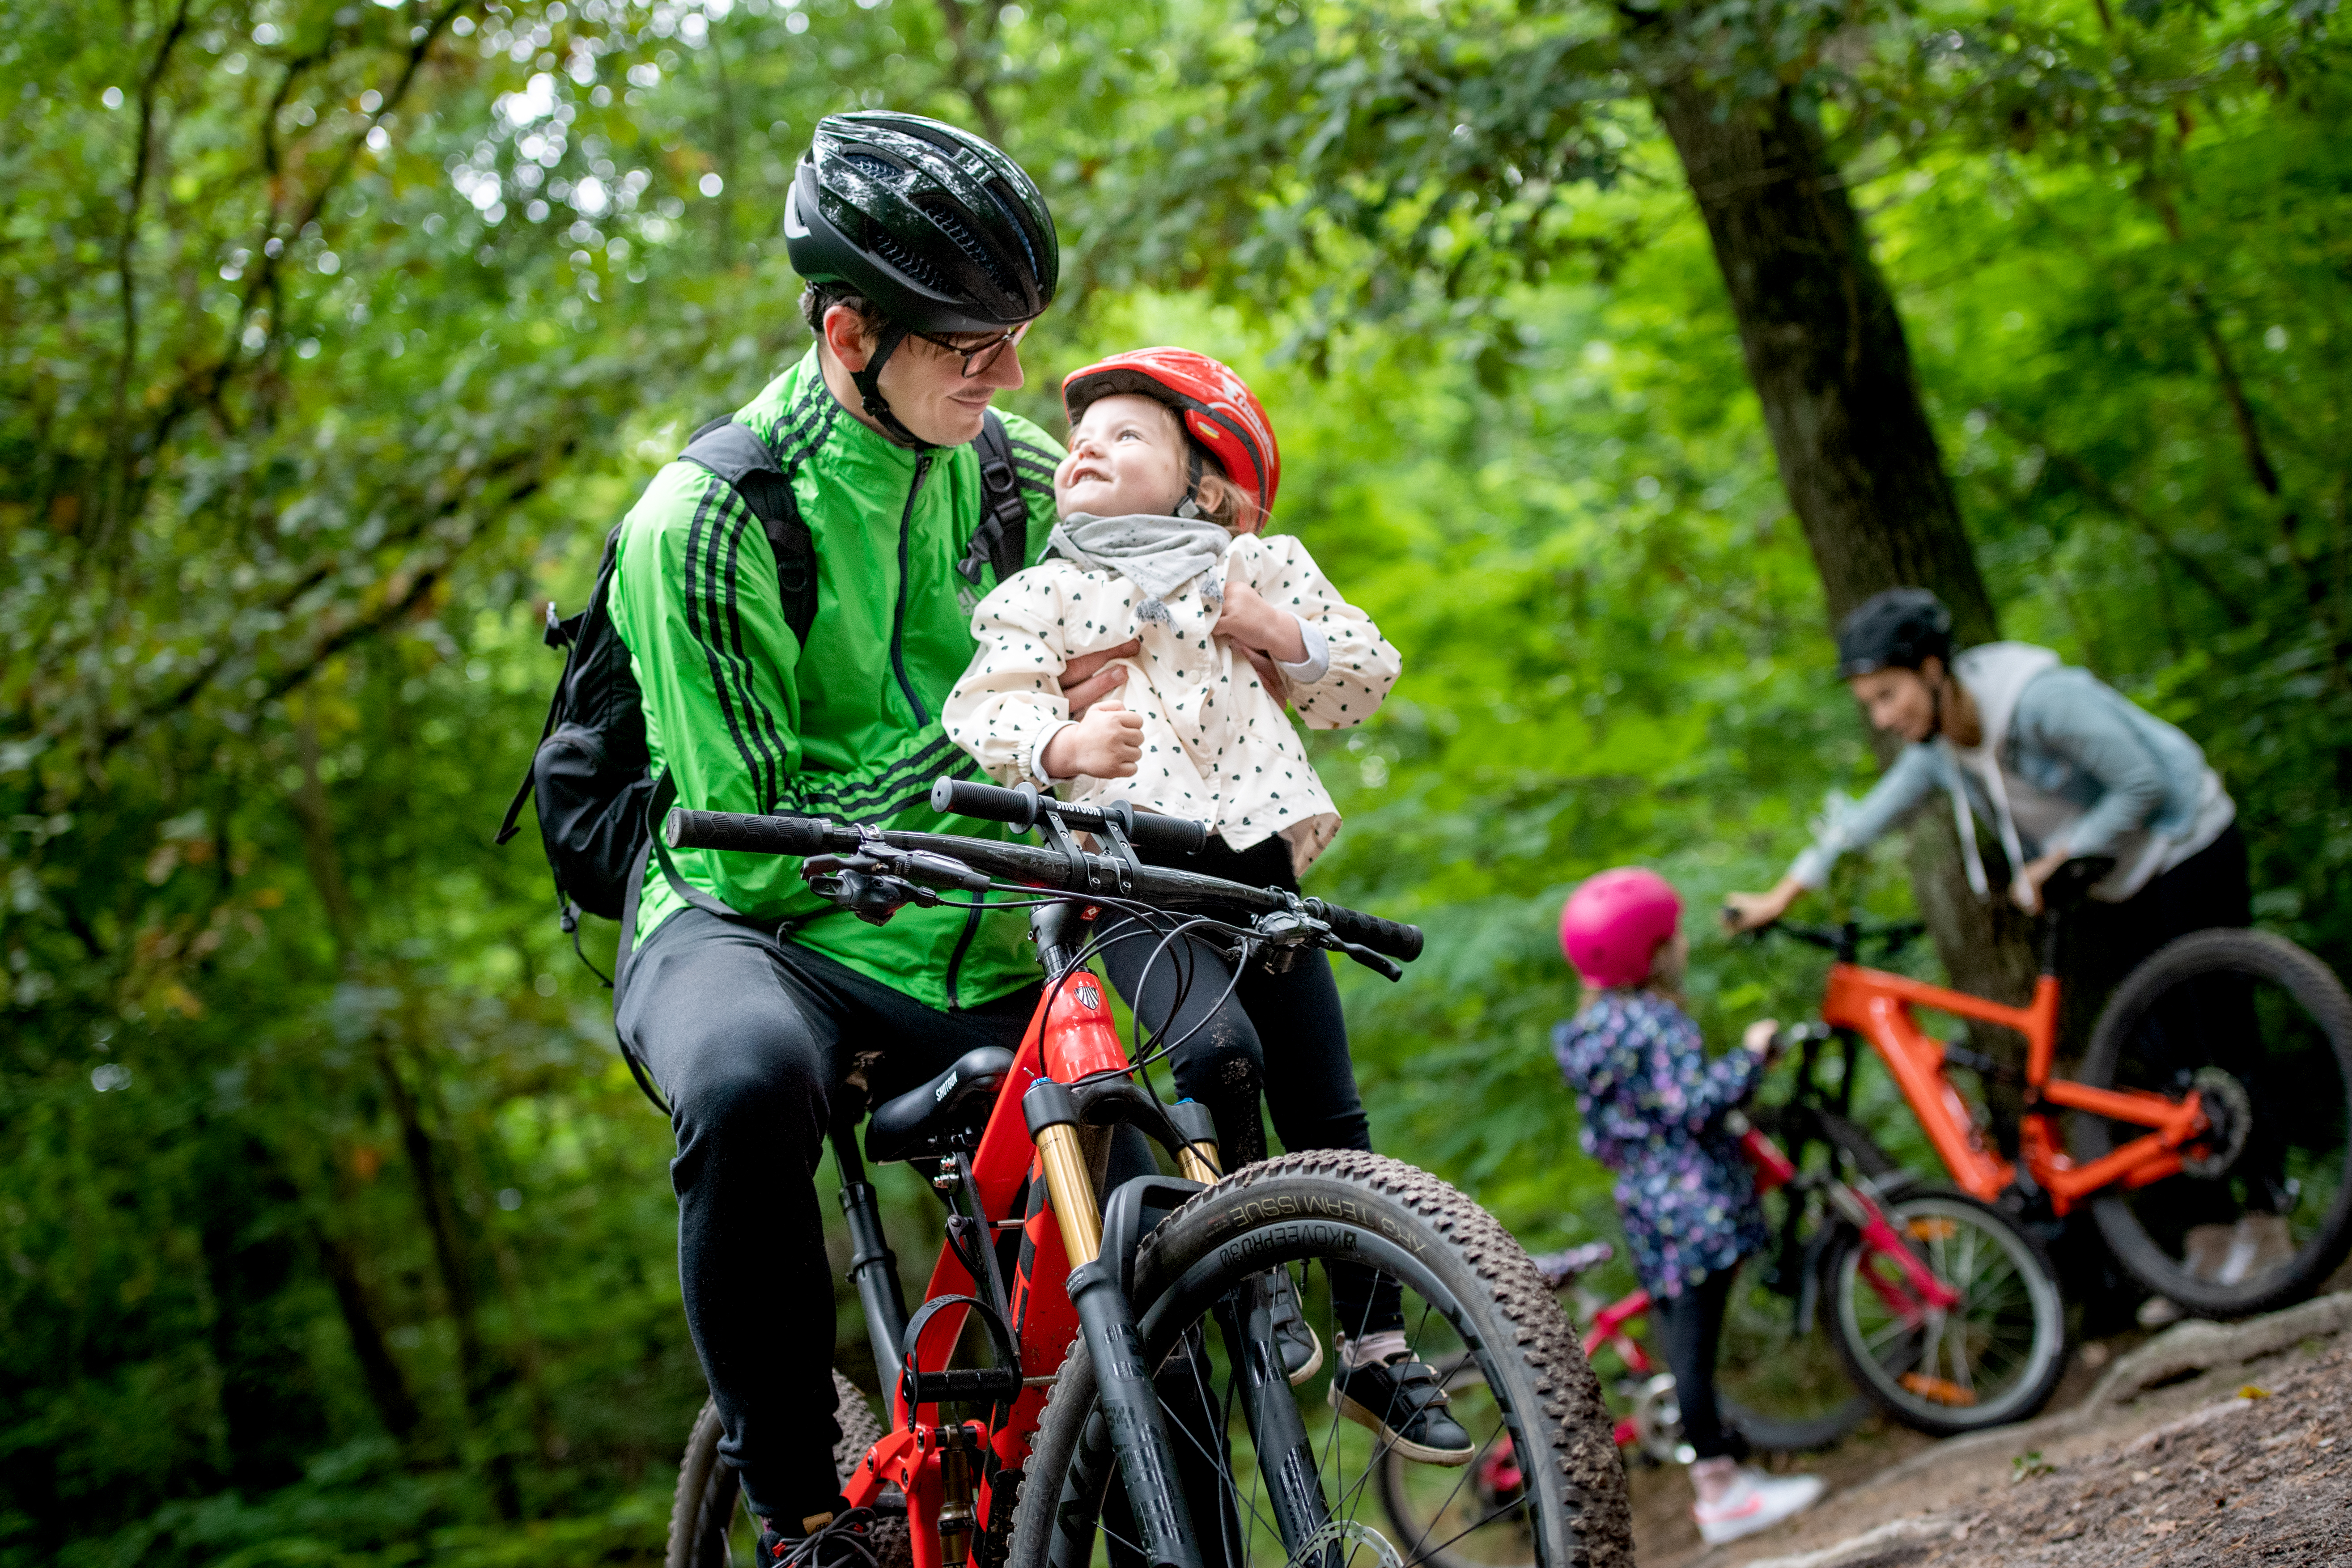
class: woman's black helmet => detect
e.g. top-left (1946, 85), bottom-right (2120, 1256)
top-left (1835, 588), bottom-right (1954, 678)
top-left (786, 110), bottom-right (1058, 334)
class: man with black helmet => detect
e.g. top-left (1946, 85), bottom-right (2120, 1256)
top-left (603, 112), bottom-right (1121, 1560)
top-left (1722, 588), bottom-right (2276, 1323)
top-left (1722, 588), bottom-right (2239, 930)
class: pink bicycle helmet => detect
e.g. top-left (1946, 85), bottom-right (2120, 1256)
top-left (1560, 868), bottom-right (1683, 989)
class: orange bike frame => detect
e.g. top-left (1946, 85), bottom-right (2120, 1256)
top-left (1820, 964), bottom-right (2210, 1215)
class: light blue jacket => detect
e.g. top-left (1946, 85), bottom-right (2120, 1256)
top-left (1789, 643), bottom-right (2233, 902)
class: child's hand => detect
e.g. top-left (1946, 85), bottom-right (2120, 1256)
top-left (1742, 1018), bottom-right (1782, 1058)
top-left (1040, 699), bottom-right (1144, 780)
top-left (1215, 581), bottom-right (1307, 664)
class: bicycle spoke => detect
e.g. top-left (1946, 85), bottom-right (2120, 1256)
top-left (1399, 1493), bottom-right (1533, 1568)
top-left (1161, 1355), bottom-right (1285, 1551)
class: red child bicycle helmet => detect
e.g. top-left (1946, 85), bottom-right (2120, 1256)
top-left (1560, 868), bottom-right (1684, 990)
top-left (1061, 348), bottom-right (1282, 520)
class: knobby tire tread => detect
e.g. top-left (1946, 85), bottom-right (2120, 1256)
top-left (1007, 1149), bottom-right (1635, 1568)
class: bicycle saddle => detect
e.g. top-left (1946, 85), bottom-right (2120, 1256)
top-left (865, 1046), bottom-right (1016, 1164)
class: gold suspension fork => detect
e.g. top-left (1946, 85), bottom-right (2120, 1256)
top-left (1168, 1098), bottom-right (1223, 1186)
top-left (1032, 1112), bottom-right (1104, 1267)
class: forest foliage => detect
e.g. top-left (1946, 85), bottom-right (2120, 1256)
top-left (3, 0), bottom-right (2347, 1560)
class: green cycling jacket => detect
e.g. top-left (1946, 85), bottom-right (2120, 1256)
top-left (610, 345), bottom-right (1061, 1010)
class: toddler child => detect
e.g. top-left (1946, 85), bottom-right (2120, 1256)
top-left (944, 349), bottom-right (1465, 1462)
top-left (1552, 867), bottom-right (1826, 1545)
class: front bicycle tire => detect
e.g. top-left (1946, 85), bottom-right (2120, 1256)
top-left (2078, 928), bottom-right (2352, 1318)
top-left (1006, 1151), bottom-right (1633, 1568)
top-left (1826, 1189), bottom-right (2065, 1438)
top-left (667, 1370), bottom-right (914, 1568)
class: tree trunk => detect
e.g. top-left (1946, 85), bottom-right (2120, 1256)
top-left (1645, 66), bottom-right (2041, 1030)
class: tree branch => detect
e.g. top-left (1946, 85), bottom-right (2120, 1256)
top-left (1989, 411), bottom-right (2254, 627)
top-left (100, 0), bottom-right (196, 553)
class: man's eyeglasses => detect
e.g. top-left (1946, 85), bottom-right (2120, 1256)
top-left (906, 320), bottom-right (1030, 379)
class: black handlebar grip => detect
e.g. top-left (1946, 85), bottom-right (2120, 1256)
top-left (1311, 900), bottom-right (1425, 963)
top-left (929, 776), bottom-right (1040, 830)
top-left (662, 808), bottom-right (830, 856)
top-left (1108, 803), bottom-right (1210, 856)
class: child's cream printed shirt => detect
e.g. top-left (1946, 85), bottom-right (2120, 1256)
top-left (945, 532), bottom-right (1401, 875)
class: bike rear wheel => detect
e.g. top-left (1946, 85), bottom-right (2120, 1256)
top-left (1006, 1151), bottom-right (1632, 1568)
top-left (667, 1370), bottom-right (913, 1568)
top-left (1826, 1190), bottom-right (2066, 1437)
top-left (2078, 928), bottom-right (2352, 1318)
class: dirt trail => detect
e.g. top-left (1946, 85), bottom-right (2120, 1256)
top-left (1627, 1290), bottom-right (2352, 1567)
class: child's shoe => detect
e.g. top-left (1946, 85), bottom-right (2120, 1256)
top-left (1328, 1348), bottom-right (1475, 1465)
top-left (1265, 1268), bottom-right (1323, 1385)
top-left (1690, 1457), bottom-right (1824, 1546)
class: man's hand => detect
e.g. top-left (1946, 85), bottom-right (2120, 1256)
top-left (1742, 1017), bottom-right (1783, 1059)
top-left (1040, 699), bottom-right (1144, 780)
top-left (1060, 640), bottom-right (1140, 720)
top-left (1723, 879), bottom-right (1804, 933)
top-left (1215, 581), bottom-right (1308, 663)
top-left (2011, 849), bottom-right (2071, 915)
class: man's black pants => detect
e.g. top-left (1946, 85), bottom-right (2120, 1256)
top-left (615, 907), bottom-right (1036, 1523)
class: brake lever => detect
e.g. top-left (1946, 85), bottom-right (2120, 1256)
top-left (805, 858), bottom-right (935, 925)
top-left (805, 845), bottom-right (989, 897)
top-left (1334, 937), bottom-right (1404, 983)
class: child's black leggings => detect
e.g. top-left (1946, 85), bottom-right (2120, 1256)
top-left (1094, 832), bottom-right (1402, 1342)
top-left (1655, 1266), bottom-right (1749, 1462)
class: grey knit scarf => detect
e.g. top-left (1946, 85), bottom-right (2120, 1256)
top-left (1047, 512), bottom-right (1231, 624)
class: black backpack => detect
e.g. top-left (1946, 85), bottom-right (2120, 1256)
top-left (497, 409), bottom-right (1033, 979)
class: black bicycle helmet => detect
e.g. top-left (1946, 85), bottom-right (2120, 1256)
top-left (786, 111), bottom-right (1057, 446)
top-left (1835, 588), bottom-right (1954, 678)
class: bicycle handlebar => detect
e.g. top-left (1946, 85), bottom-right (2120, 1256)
top-left (1745, 917), bottom-right (1926, 961)
top-left (662, 800), bottom-right (1425, 963)
top-left (661, 809), bottom-right (832, 858)
top-left (928, 777), bottom-right (1209, 856)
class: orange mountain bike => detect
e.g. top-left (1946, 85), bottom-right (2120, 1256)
top-left (1753, 877), bottom-right (2352, 1327)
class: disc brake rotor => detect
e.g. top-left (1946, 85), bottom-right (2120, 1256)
top-left (1290, 1516), bottom-right (1405, 1568)
top-left (2180, 1066), bottom-right (2254, 1179)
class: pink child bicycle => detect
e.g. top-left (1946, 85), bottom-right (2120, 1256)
top-left (1375, 1090), bottom-right (2065, 1568)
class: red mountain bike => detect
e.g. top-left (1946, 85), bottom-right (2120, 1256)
top-left (659, 779), bottom-right (1629, 1568)
top-left (1753, 875), bottom-right (2352, 1328)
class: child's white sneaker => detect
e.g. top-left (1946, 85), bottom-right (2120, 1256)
top-left (1690, 1460), bottom-right (1825, 1546)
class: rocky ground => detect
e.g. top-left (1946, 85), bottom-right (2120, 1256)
top-left (1626, 1290), bottom-right (2352, 1568)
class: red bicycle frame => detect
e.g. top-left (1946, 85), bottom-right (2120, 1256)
top-left (831, 943), bottom-right (1215, 1568)
top-left (1561, 1116), bottom-right (1958, 1452)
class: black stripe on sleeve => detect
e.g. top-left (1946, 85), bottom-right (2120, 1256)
top-left (683, 481), bottom-right (770, 810)
top-left (801, 732), bottom-right (966, 821)
top-left (713, 496), bottom-right (788, 809)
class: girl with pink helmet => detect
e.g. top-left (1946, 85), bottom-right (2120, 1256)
top-left (1551, 868), bottom-right (1827, 1545)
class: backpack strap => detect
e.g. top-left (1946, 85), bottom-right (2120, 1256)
top-left (959, 410), bottom-right (1032, 588)
top-left (680, 419), bottom-right (820, 646)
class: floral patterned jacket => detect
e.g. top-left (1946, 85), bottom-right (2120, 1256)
top-left (1552, 990), bottom-right (1767, 1299)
